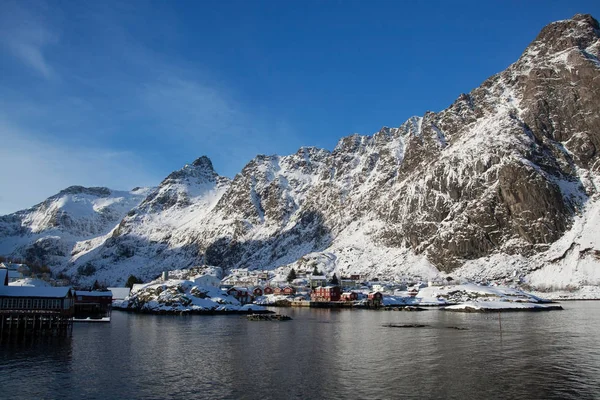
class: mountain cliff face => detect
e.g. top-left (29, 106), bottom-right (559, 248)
top-left (1, 14), bottom-right (600, 288)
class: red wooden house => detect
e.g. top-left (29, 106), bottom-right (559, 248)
top-left (263, 286), bottom-right (274, 295)
top-left (227, 287), bottom-right (253, 305)
top-left (311, 286), bottom-right (341, 302)
top-left (253, 287), bottom-right (264, 297)
top-left (368, 291), bottom-right (383, 307)
top-left (283, 286), bottom-right (296, 295)
top-left (340, 291), bottom-right (358, 301)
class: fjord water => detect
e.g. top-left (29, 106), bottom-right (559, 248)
top-left (2, 303), bottom-right (600, 400)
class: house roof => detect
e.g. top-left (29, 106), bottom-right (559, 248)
top-left (309, 275), bottom-right (327, 280)
top-left (0, 285), bottom-right (72, 298)
top-left (75, 291), bottom-right (113, 297)
top-left (107, 287), bottom-right (131, 299)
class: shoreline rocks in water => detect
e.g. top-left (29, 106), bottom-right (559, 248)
top-left (246, 314), bottom-right (292, 321)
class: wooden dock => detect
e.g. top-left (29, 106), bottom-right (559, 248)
top-left (0, 310), bottom-right (73, 337)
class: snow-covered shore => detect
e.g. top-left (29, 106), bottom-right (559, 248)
top-left (380, 283), bottom-right (564, 312)
top-left (113, 278), bottom-right (268, 314)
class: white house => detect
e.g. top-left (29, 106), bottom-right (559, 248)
top-left (308, 275), bottom-right (327, 288)
top-left (193, 274), bottom-right (221, 288)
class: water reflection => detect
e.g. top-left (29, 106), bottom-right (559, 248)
top-left (1, 303), bottom-right (600, 400)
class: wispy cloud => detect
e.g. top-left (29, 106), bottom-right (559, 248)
top-left (0, 118), bottom-right (157, 215)
top-left (0, 0), bottom-right (58, 79)
top-left (0, 1), bottom-right (301, 214)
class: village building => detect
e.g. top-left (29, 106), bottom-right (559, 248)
top-left (311, 286), bottom-right (341, 302)
top-left (291, 277), bottom-right (308, 287)
top-left (340, 292), bottom-right (359, 301)
top-left (229, 269), bottom-right (249, 277)
top-left (0, 269), bottom-right (75, 336)
top-left (283, 286), bottom-right (296, 295)
top-left (372, 284), bottom-right (388, 293)
top-left (74, 291), bottom-right (113, 320)
top-left (227, 287), bottom-right (253, 305)
top-left (107, 287), bottom-right (131, 300)
top-left (194, 274), bottom-right (222, 288)
top-left (340, 278), bottom-right (358, 290)
top-left (368, 292), bottom-right (383, 307)
top-left (253, 287), bottom-right (264, 297)
top-left (263, 286), bottom-right (274, 295)
top-left (308, 275), bottom-right (327, 289)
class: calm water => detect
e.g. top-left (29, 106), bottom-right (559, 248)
top-left (2, 302), bottom-right (600, 400)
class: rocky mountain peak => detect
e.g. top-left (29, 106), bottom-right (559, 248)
top-left (162, 155), bottom-right (221, 185)
top-left (55, 186), bottom-right (112, 198)
top-left (528, 14), bottom-right (600, 56)
top-left (191, 155), bottom-right (214, 170)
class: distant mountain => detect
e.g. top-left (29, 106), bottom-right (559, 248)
top-left (1, 14), bottom-right (600, 291)
top-left (0, 186), bottom-right (150, 269)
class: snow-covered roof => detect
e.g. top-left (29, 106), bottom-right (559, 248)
top-left (309, 275), bottom-right (327, 280)
top-left (108, 287), bottom-right (131, 300)
top-left (75, 291), bottom-right (112, 297)
top-left (0, 285), bottom-right (72, 298)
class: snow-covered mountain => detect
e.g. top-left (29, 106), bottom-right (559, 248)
top-left (0, 186), bottom-right (150, 269)
top-left (1, 14), bottom-right (600, 290)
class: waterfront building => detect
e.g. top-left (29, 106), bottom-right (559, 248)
top-left (0, 270), bottom-right (75, 336)
top-left (263, 286), bottom-right (274, 295)
top-left (340, 292), bottom-right (359, 301)
top-left (311, 286), bottom-right (341, 302)
top-left (74, 291), bottom-right (113, 320)
top-left (227, 287), bottom-right (253, 305)
top-left (367, 292), bottom-right (383, 307)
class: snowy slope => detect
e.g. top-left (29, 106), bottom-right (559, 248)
top-left (0, 186), bottom-right (150, 268)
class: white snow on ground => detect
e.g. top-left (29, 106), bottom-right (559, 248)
top-left (443, 301), bottom-right (559, 311)
top-left (114, 275), bottom-right (265, 313)
top-left (529, 286), bottom-right (600, 300)
top-left (415, 283), bottom-right (550, 310)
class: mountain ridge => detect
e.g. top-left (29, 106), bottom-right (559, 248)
top-left (1, 14), bottom-right (599, 290)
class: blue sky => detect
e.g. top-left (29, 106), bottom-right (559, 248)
top-left (1, 0), bottom-right (599, 214)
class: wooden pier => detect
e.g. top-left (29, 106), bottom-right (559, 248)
top-left (0, 310), bottom-right (73, 337)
